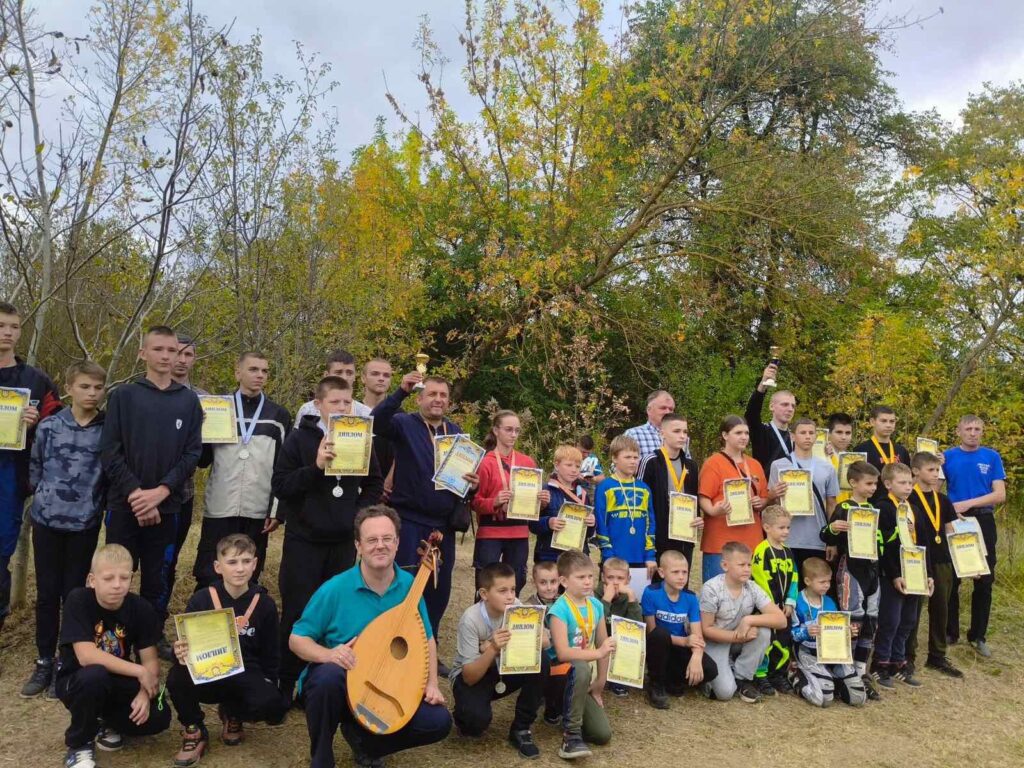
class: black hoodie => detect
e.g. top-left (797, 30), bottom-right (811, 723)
top-left (99, 376), bottom-right (203, 515)
top-left (271, 414), bottom-right (383, 543)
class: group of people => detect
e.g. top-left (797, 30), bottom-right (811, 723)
top-left (0, 299), bottom-right (1007, 768)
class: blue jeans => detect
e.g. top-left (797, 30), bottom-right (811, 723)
top-left (395, 518), bottom-right (455, 638)
top-left (0, 456), bottom-right (24, 620)
top-left (702, 553), bottom-right (724, 585)
top-left (875, 577), bottom-right (920, 665)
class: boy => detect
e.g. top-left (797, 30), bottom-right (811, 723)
top-left (826, 412), bottom-right (855, 504)
top-left (521, 561), bottom-right (567, 726)
top-left (594, 557), bottom-right (642, 697)
top-left (873, 463), bottom-right (933, 688)
top-left (272, 375), bottom-right (383, 703)
top-left (546, 550), bottom-right (615, 760)
top-left (906, 451), bottom-right (962, 678)
top-left (819, 461), bottom-right (883, 699)
top-left (642, 550), bottom-right (717, 709)
top-left (21, 361), bottom-right (107, 699)
top-left (522, 561), bottom-right (560, 608)
top-left (450, 562), bottom-right (548, 758)
top-left (638, 414), bottom-right (701, 570)
top-left (168, 534), bottom-right (286, 765)
top-left (751, 505), bottom-right (798, 695)
top-left (790, 557), bottom-right (867, 707)
top-left (577, 435), bottom-right (605, 495)
top-left (55, 544), bottom-right (171, 768)
top-left (293, 348), bottom-right (373, 423)
top-left (699, 541), bottom-right (787, 703)
top-left (853, 406), bottom-right (911, 504)
top-left (594, 435), bottom-right (656, 599)
top-left (531, 445), bottom-right (595, 564)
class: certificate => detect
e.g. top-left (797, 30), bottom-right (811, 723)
top-left (812, 429), bottom-right (829, 460)
top-left (0, 386), bottom-right (30, 451)
top-left (507, 466), bottom-right (543, 521)
top-left (432, 435), bottom-right (485, 498)
top-left (949, 531), bottom-right (990, 578)
top-left (816, 611), bottom-right (853, 665)
top-left (916, 437), bottom-right (944, 478)
top-left (433, 434), bottom-right (459, 490)
top-left (896, 501), bottom-right (916, 548)
top-left (199, 395), bottom-right (238, 445)
top-left (174, 608), bottom-right (244, 684)
top-left (847, 506), bottom-right (879, 560)
top-left (837, 452), bottom-right (867, 490)
top-left (724, 478), bottom-right (753, 526)
top-left (499, 605), bottom-right (545, 675)
top-left (607, 616), bottom-right (646, 689)
top-left (326, 414), bottom-right (373, 476)
top-left (551, 502), bottom-right (591, 552)
top-left (900, 545), bottom-right (929, 596)
top-left (780, 469), bottom-right (813, 516)
top-left (668, 493), bottom-right (699, 543)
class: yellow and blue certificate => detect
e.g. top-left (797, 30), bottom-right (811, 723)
top-left (608, 616), bottom-right (646, 689)
top-left (174, 608), bottom-right (244, 684)
top-left (0, 386), bottom-right (29, 451)
top-left (326, 414), bottom-right (373, 476)
top-left (507, 467), bottom-right (543, 521)
top-left (499, 605), bottom-right (545, 675)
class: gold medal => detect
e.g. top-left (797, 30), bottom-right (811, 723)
top-left (935, 534), bottom-right (941, 544)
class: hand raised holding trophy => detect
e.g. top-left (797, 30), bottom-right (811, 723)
top-left (413, 353), bottom-right (429, 391)
top-left (758, 345), bottom-right (782, 393)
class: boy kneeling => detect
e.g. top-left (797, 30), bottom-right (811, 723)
top-left (168, 534), bottom-right (286, 766)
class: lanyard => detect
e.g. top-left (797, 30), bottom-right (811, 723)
top-left (719, 451), bottom-right (758, 493)
top-left (614, 476), bottom-right (638, 519)
top-left (209, 587), bottom-right (261, 631)
top-left (769, 422), bottom-right (792, 458)
top-left (871, 437), bottom-right (896, 465)
top-left (553, 479), bottom-right (586, 506)
top-left (421, 415), bottom-right (448, 437)
top-left (914, 486), bottom-right (942, 542)
top-left (890, 493), bottom-right (916, 545)
top-left (661, 447), bottom-right (687, 492)
top-left (234, 391), bottom-right (265, 445)
top-left (562, 596), bottom-right (594, 646)
top-left (493, 450), bottom-right (516, 491)
top-left (479, 600), bottom-right (501, 633)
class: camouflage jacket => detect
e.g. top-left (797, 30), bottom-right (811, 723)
top-left (29, 408), bottom-right (106, 531)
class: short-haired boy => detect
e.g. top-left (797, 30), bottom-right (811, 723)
top-left (699, 542), bottom-right (787, 703)
top-left (819, 460), bottom-right (883, 700)
top-left (167, 534), bottom-right (287, 765)
top-left (55, 544), bottom-right (171, 768)
top-left (577, 435), bottom-right (605, 495)
top-left (642, 550), bottom-right (717, 709)
top-left (594, 435), bottom-right (656, 598)
top-left (790, 557), bottom-right (867, 707)
top-left (826, 412), bottom-right (855, 504)
top-left (521, 561), bottom-right (566, 725)
top-left (853, 406), bottom-right (911, 505)
top-left (522, 561), bottom-right (560, 608)
top-left (751, 505), bottom-right (798, 695)
top-left (595, 557), bottom-right (642, 697)
top-left (546, 550), bottom-right (614, 759)
top-left (22, 361), bottom-right (107, 699)
top-left (531, 445), bottom-right (595, 564)
top-left (450, 562), bottom-right (549, 758)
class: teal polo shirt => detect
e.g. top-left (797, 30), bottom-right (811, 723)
top-left (293, 563), bottom-right (433, 691)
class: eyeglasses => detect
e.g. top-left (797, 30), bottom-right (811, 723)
top-left (363, 536), bottom-right (397, 547)
top-left (499, 427), bottom-right (521, 434)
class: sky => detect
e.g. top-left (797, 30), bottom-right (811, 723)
top-left (37, 0), bottom-right (1024, 157)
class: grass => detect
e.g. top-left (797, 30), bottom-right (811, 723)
top-left (2, 512), bottom-right (1024, 768)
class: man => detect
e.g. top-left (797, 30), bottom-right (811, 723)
top-left (289, 505), bottom-right (451, 768)
top-left (745, 362), bottom-right (797, 469)
top-left (295, 349), bottom-right (372, 424)
top-left (944, 415), bottom-right (1006, 658)
top-left (0, 301), bottom-right (61, 633)
top-left (99, 326), bottom-right (203, 630)
top-left (624, 390), bottom-right (677, 459)
top-left (361, 358), bottom-right (396, 495)
top-left (371, 372), bottom-right (478, 649)
top-left (193, 351), bottom-right (290, 588)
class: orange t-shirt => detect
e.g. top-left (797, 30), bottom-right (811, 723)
top-left (698, 452), bottom-right (768, 554)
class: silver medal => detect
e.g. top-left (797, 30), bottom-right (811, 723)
top-left (495, 681), bottom-right (507, 694)
top-left (332, 485), bottom-right (344, 498)
top-left (238, 448), bottom-right (250, 460)
top-left (629, 527), bottom-right (636, 535)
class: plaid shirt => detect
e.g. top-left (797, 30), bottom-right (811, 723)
top-left (624, 422), bottom-right (662, 459)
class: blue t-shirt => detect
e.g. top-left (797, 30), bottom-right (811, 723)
top-left (943, 446), bottom-right (1006, 505)
top-left (545, 594), bottom-right (604, 662)
top-left (641, 584), bottom-right (701, 638)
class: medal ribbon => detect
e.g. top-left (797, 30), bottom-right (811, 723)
top-left (890, 492), bottom-right (916, 545)
top-left (871, 437), bottom-right (896, 465)
top-left (563, 596), bottom-right (595, 647)
top-left (234, 390), bottom-right (265, 445)
top-left (661, 447), bottom-right (687, 493)
top-left (553, 479), bottom-right (586, 506)
top-left (209, 586), bottom-right (261, 631)
top-left (615, 476), bottom-right (638, 527)
top-left (914, 486), bottom-right (941, 542)
top-left (493, 450), bottom-right (517, 491)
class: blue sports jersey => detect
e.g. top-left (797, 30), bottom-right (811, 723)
top-left (593, 477), bottom-right (655, 564)
top-left (641, 584), bottom-right (701, 637)
top-left (943, 446), bottom-right (1006, 505)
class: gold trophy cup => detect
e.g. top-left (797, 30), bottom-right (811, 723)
top-left (763, 346), bottom-right (781, 388)
top-left (413, 353), bottom-right (429, 391)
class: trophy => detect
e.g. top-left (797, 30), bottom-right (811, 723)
top-left (763, 345), bottom-right (781, 388)
top-left (413, 353), bottom-right (429, 391)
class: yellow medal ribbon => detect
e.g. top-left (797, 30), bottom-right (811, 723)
top-left (914, 486), bottom-right (942, 545)
top-left (661, 447), bottom-right (687, 493)
top-left (871, 436), bottom-right (896, 465)
top-left (890, 493), bottom-right (916, 545)
top-left (562, 596), bottom-right (595, 648)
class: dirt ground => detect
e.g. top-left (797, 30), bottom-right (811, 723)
top-left (2, 522), bottom-right (1023, 768)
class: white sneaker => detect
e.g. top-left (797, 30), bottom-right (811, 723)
top-left (95, 726), bottom-right (123, 751)
top-left (971, 640), bottom-right (992, 658)
top-left (64, 745), bottom-right (96, 768)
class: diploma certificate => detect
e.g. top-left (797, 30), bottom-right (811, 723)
top-left (724, 478), bottom-right (753, 526)
top-left (900, 545), bottom-right (929, 595)
top-left (668, 493), bottom-right (699, 543)
top-left (838, 452), bottom-right (867, 490)
top-left (433, 434), bottom-right (459, 490)
top-left (0, 387), bottom-right (30, 451)
top-left (916, 437), bottom-right (945, 478)
top-left (949, 531), bottom-right (990, 578)
top-left (847, 506), bottom-right (879, 560)
top-left (896, 502), bottom-right (916, 548)
top-left (326, 415), bottom-right (373, 476)
top-left (812, 429), bottom-right (829, 460)
top-left (781, 469), bottom-right (813, 516)
top-left (432, 435), bottom-right (485, 498)
top-left (499, 605), bottom-right (545, 675)
top-left (607, 616), bottom-right (646, 689)
top-left (199, 395), bottom-right (238, 445)
top-left (174, 608), bottom-right (244, 684)
top-left (507, 466), bottom-right (543, 521)
top-left (816, 611), bottom-right (853, 665)
top-left (551, 503), bottom-right (591, 552)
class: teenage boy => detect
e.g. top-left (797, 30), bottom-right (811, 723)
top-left (531, 445), bottom-right (594, 565)
top-left (944, 415), bottom-right (1006, 657)
top-left (826, 412), bottom-right (855, 504)
top-left (193, 352), bottom-right (290, 589)
top-left (168, 534), bottom-right (287, 766)
top-left (294, 349), bottom-right (372, 424)
top-left (907, 451), bottom-right (962, 678)
top-left (639, 414), bottom-right (701, 570)
top-left (745, 363), bottom-right (797, 468)
top-left (769, 418), bottom-right (838, 572)
top-left (21, 361), bottom-right (107, 699)
top-left (853, 406), bottom-right (911, 504)
top-left (360, 358), bottom-right (396, 487)
top-left (0, 301), bottom-right (62, 633)
top-left (100, 326), bottom-right (203, 627)
top-left (642, 550), bottom-right (717, 710)
top-left (699, 541), bottom-right (787, 703)
top-left (450, 562), bottom-right (548, 758)
top-left (751, 505), bottom-right (797, 695)
top-left (55, 544), bottom-right (171, 768)
top-left (272, 375), bottom-right (383, 703)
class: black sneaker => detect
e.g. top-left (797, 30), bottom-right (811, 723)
top-left (871, 667), bottom-right (896, 690)
top-left (926, 657), bottom-right (964, 679)
top-left (894, 666), bottom-right (923, 687)
top-left (20, 658), bottom-right (54, 698)
top-left (645, 683), bottom-right (669, 710)
top-left (756, 677), bottom-right (776, 696)
top-left (157, 635), bottom-right (175, 662)
top-left (736, 679), bottom-right (762, 703)
top-left (861, 674), bottom-right (881, 701)
top-left (769, 673), bottom-right (794, 695)
top-left (354, 756), bottom-right (385, 768)
top-left (558, 734), bottom-right (592, 760)
top-left (64, 744), bottom-right (96, 768)
top-left (606, 682), bottom-right (629, 697)
top-left (542, 710), bottom-right (561, 727)
top-left (508, 729), bottom-right (540, 759)
top-left (46, 671), bottom-right (58, 700)
top-left (95, 725), bottom-right (123, 751)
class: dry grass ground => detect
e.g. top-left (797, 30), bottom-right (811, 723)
top-left (2, 521), bottom-right (1024, 768)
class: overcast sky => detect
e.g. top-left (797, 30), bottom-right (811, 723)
top-left (40, 0), bottom-right (1024, 157)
